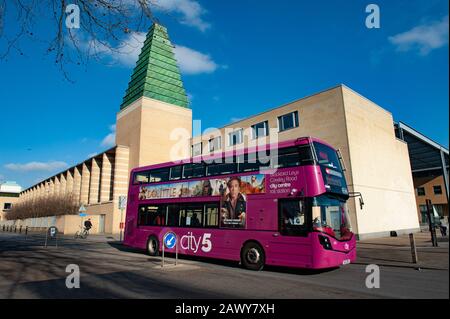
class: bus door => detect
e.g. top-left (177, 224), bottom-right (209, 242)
top-left (267, 198), bottom-right (313, 267)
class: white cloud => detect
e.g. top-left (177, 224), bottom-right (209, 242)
top-left (81, 31), bottom-right (219, 75)
top-left (389, 15), bottom-right (449, 56)
top-left (101, 124), bottom-right (116, 148)
top-left (150, 0), bottom-right (210, 32)
top-left (173, 45), bottom-right (217, 74)
top-left (4, 161), bottom-right (68, 172)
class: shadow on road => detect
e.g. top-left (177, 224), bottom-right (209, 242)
top-left (106, 242), bottom-right (341, 276)
top-left (14, 269), bottom-right (238, 299)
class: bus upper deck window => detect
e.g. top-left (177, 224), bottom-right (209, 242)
top-left (149, 168), bottom-right (169, 183)
top-left (134, 171), bottom-right (149, 184)
top-left (170, 166), bottom-right (183, 180)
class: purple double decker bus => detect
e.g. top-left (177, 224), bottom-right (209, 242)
top-left (123, 137), bottom-right (356, 270)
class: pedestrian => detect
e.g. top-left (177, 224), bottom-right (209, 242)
top-left (439, 221), bottom-right (447, 237)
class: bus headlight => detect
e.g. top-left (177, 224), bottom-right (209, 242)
top-left (318, 235), bottom-right (332, 250)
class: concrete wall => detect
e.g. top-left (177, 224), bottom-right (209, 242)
top-left (0, 194), bottom-right (20, 221)
top-left (116, 96), bottom-right (193, 170)
top-left (0, 214), bottom-right (101, 235)
top-left (16, 147), bottom-right (126, 235)
top-left (341, 86), bottom-right (420, 238)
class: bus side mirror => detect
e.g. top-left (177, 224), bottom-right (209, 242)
top-left (349, 192), bottom-right (364, 210)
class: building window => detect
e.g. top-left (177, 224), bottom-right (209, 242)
top-left (433, 185), bottom-right (442, 195)
top-left (251, 121), bottom-right (269, 139)
top-left (278, 111), bottom-right (299, 132)
top-left (417, 187), bottom-right (425, 196)
top-left (228, 129), bottom-right (243, 146)
top-left (3, 203), bottom-right (12, 210)
top-left (192, 143), bottom-right (202, 157)
top-left (209, 136), bottom-right (221, 152)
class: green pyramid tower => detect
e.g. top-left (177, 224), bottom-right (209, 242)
top-left (120, 23), bottom-right (189, 110)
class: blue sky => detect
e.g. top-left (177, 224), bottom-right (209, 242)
top-left (0, 0), bottom-right (448, 189)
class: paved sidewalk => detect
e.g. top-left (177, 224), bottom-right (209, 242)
top-left (356, 231), bottom-right (449, 270)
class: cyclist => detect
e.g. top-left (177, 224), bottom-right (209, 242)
top-left (84, 218), bottom-right (93, 233)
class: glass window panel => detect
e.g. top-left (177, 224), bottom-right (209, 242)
top-left (183, 163), bottom-right (205, 179)
top-left (433, 185), bottom-right (442, 195)
top-left (204, 203), bottom-right (219, 227)
top-left (279, 199), bottom-right (307, 236)
top-left (209, 137), bottom-right (221, 152)
top-left (170, 166), bottom-right (183, 180)
top-left (167, 204), bottom-right (180, 226)
top-left (207, 162), bottom-right (237, 176)
top-left (149, 168), bottom-right (169, 183)
top-left (134, 171), bottom-right (149, 184)
top-left (251, 121), bottom-right (268, 139)
top-left (417, 187), bottom-right (425, 196)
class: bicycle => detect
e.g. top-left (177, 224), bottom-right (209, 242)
top-left (74, 226), bottom-right (90, 239)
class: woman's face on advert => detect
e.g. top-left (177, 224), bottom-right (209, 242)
top-left (229, 180), bottom-right (240, 198)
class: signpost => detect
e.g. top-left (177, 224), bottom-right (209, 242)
top-left (162, 232), bottom-right (178, 268)
top-left (45, 226), bottom-right (58, 248)
top-left (118, 196), bottom-right (127, 242)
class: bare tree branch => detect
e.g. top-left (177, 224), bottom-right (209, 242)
top-left (0, 0), bottom-right (158, 81)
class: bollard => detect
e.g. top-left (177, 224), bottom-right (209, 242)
top-left (409, 233), bottom-right (418, 264)
top-left (2, 225), bottom-right (4, 232)
top-left (19, 226), bottom-right (22, 233)
top-left (25, 226), bottom-right (28, 235)
top-left (14, 226), bottom-right (17, 233)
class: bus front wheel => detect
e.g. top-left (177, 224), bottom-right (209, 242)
top-left (241, 242), bottom-right (265, 271)
top-left (146, 236), bottom-right (160, 256)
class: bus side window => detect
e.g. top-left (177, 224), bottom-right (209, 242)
top-left (169, 166), bottom-right (183, 180)
top-left (183, 163), bottom-right (206, 179)
top-left (207, 161), bottom-right (237, 176)
top-left (204, 203), bottom-right (219, 227)
top-left (178, 204), bottom-right (203, 227)
top-left (298, 145), bottom-right (314, 165)
top-left (149, 168), bottom-right (169, 183)
top-left (134, 171), bottom-right (149, 184)
top-left (167, 204), bottom-right (180, 226)
top-left (138, 206), bottom-right (147, 226)
top-left (275, 147), bottom-right (301, 168)
top-left (238, 152), bottom-right (271, 172)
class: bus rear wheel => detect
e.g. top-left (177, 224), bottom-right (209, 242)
top-left (241, 242), bottom-right (265, 271)
top-left (146, 236), bottom-right (160, 256)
